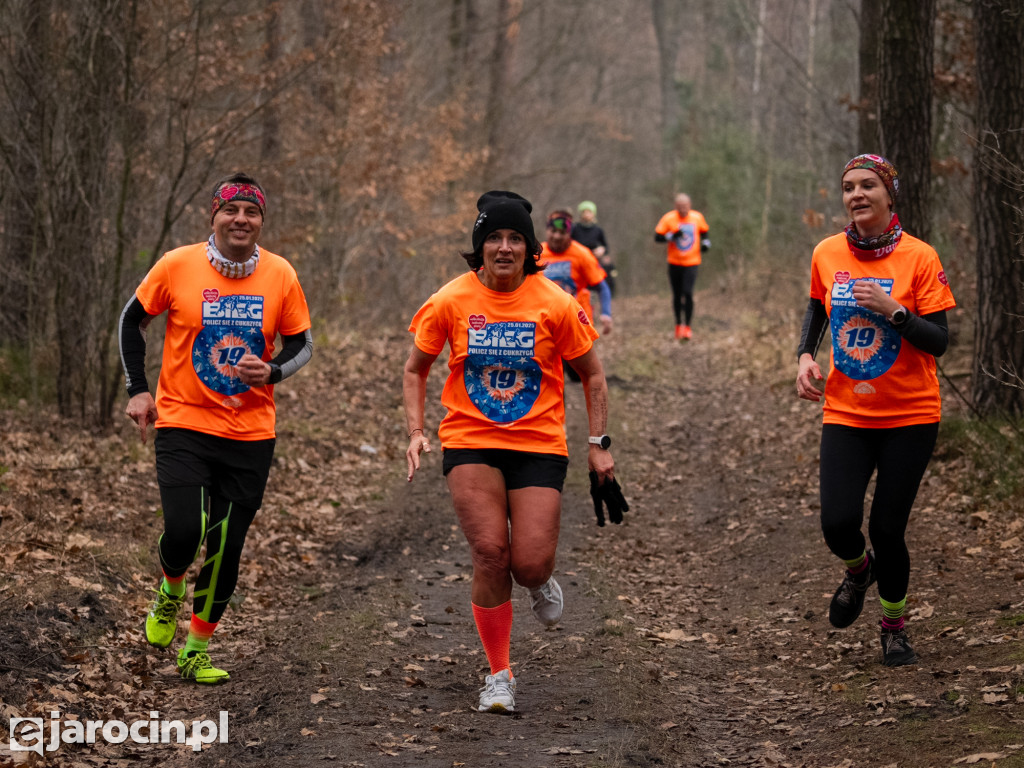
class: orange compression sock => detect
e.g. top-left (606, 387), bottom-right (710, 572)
top-left (472, 601), bottom-right (513, 676)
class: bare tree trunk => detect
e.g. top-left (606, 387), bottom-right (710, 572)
top-left (805, 0), bottom-right (818, 203)
top-left (751, 0), bottom-right (767, 136)
top-left (877, 0), bottom-right (935, 240)
top-left (53, 0), bottom-right (123, 417)
top-left (971, 0), bottom-right (1024, 417)
top-left (101, 0), bottom-right (140, 423)
top-left (261, 0), bottom-right (281, 162)
top-left (651, 0), bottom-right (686, 169)
top-left (0, 0), bottom-right (49, 388)
top-left (857, 0), bottom-right (882, 150)
top-left (447, 0), bottom-right (477, 90)
top-left (481, 0), bottom-right (516, 186)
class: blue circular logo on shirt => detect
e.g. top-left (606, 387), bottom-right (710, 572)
top-left (464, 354), bottom-right (542, 422)
top-left (675, 225), bottom-right (695, 251)
top-left (192, 326), bottom-right (266, 396)
top-left (830, 308), bottom-right (901, 380)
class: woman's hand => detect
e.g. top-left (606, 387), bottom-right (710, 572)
top-left (851, 279), bottom-right (900, 317)
top-left (406, 433), bottom-right (431, 481)
top-left (588, 445), bottom-right (615, 485)
top-left (796, 353), bottom-right (824, 402)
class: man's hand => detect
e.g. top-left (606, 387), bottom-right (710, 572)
top-left (125, 392), bottom-right (158, 444)
top-left (600, 314), bottom-right (613, 335)
top-left (236, 353), bottom-right (271, 387)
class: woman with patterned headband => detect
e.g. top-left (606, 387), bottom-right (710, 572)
top-left (119, 172), bottom-right (313, 684)
top-left (796, 154), bottom-right (956, 667)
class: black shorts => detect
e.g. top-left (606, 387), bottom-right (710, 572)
top-left (155, 427), bottom-right (276, 508)
top-left (442, 448), bottom-right (569, 491)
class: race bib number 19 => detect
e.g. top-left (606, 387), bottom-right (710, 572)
top-left (193, 294), bottom-right (267, 396)
top-left (464, 320), bottom-right (542, 422)
top-left (829, 278), bottom-right (901, 380)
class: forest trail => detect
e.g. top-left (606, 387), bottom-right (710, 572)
top-left (1, 288), bottom-right (1022, 768)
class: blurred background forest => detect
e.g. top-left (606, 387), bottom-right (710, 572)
top-left (0, 0), bottom-right (1020, 425)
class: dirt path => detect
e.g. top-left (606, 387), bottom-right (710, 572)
top-left (2, 289), bottom-right (1022, 767)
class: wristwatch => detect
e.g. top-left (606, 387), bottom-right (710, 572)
top-left (889, 305), bottom-right (909, 326)
top-left (588, 435), bottom-right (612, 450)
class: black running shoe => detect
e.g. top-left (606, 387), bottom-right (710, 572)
top-left (828, 551), bottom-right (876, 628)
top-left (880, 627), bottom-right (918, 667)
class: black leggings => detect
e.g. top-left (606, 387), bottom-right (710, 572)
top-left (668, 264), bottom-right (698, 325)
top-left (158, 485), bottom-right (258, 626)
top-left (819, 422), bottom-right (938, 603)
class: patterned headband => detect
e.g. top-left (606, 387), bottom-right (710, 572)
top-left (843, 154), bottom-right (899, 202)
top-left (211, 183), bottom-right (266, 220)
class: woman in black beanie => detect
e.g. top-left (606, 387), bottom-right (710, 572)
top-left (402, 190), bottom-right (619, 713)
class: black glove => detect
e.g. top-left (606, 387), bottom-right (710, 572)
top-left (700, 237), bottom-right (711, 252)
top-left (589, 471), bottom-right (629, 527)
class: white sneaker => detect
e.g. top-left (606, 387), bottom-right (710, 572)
top-left (477, 669), bottom-right (516, 713)
top-left (528, 576), bottom-right (563, 627)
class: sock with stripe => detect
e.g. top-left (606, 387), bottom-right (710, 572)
top-left (182, 615), bottom-right (218, 656)
top-left (161, 573), bottom-right (187, 598)
top-left (843, 550), bottom-right (870, 584)
top-left (880, 595), bottom-right (907, 632)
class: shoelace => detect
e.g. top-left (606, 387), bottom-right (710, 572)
top-left (179, 652), bottom-right (214, 674)
top-left (883, 631), bottom-right (910, 654)
top-left (835, 576), bottom-right (858, 606)
top-left (532, 581), bottom-right (557, 603)
top-left (150, 591), bottom-right (183, 620)
top-left (482, 676), bottom-right (514, 702)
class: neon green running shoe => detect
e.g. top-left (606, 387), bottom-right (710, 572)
top-left (144, 588), bottom-right (186, 648)
top-left (177, 648), bottom-right (230, 685)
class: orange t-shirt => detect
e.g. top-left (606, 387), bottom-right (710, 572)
top-left (655, 209), bottom-right (709, 266)
top-left (539, 240), bottom-right (607, 321)
top-left (136, 242), bottom-right (311, 440)
top-left (809, 232), bottom-right (956, 428)
top-left (409, 271), bottom-right (598, 455)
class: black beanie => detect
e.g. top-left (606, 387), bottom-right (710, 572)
top-left (471, 191), bottom-right (539, 254)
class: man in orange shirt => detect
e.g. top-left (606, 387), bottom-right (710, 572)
top-left (655, 193), bottom-right (710, 340)
top-left (119, 172), bottom-right (312, 684)
top-left (540, 209), bottom-right (613, 336)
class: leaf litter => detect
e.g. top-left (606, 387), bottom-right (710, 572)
top-left (0, 295), bottom-right (1022, 766)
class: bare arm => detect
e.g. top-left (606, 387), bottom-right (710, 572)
top-left (566, 347), bottom-right (615, 482)
top-left (403, 345), bottom-right (439, 482)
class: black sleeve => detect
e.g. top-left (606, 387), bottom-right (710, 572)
top-left (597, 227), bottom-right (609, 253)
top-left (654, 232), bottom-right (669, 243)
top-left (796, 298), bottom-right (828, 360)
top-left (268, 329), bottom-right (314, 384)
top-left (894, 310), bottom-right (949, 357)
top-left (119, 296), bottom-right (153, 397)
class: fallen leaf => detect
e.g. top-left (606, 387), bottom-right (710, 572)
top-left (864, 717), bottom-right (897, 726)
top-left (955, 754), bottom-right (1007, 764)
